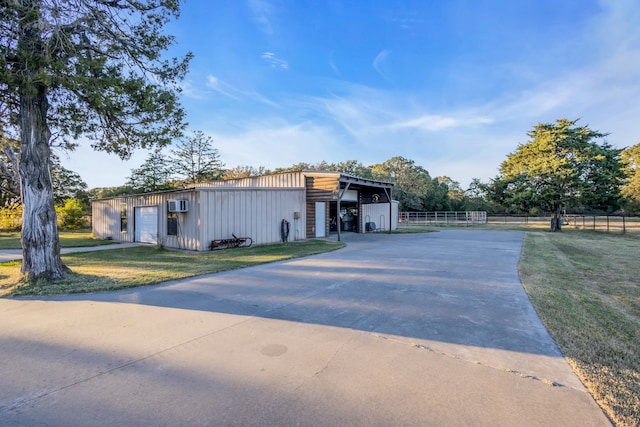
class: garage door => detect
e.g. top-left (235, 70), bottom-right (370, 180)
top-left (135, 206), bottom-right (158, 243)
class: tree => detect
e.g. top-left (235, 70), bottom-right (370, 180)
top-left (491, 119), bottom-right (625, 231)
top-left (326, 160), bottom-right (373, 179)
top-left (126, 149), bottom-right (175, 193)
top-left (86, 185), bottom-right (137, 199)
top-left (0, 133), bottom-right (20, 206)
top-left (437, 176), bottom-right (465, 210)
top-left (1, 1), bottom-right (190, 280)
top-left (371, 156), bottom-right (433, 211)
top-left (172, 130), bottom-right (224, 183)
top-left (55, 198), bottom-right (86, 230)
top-left (464, 178), bottom-right (498, 212)
top-left (272, 162), bottom-right (312, 174)
top-left (50, 153), bottom-right (88, 204)
top-left (621, 143), bottom-right (640, 212)
top-left (2, 134), bottom-right (87, 206)
top-left (222, 165), bottom-right (268, 180)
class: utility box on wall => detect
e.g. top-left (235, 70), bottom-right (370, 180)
top-left (293, 211), bottom-right (301, 219)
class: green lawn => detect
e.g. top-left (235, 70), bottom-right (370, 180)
top-left (0, 239), bottom-right (345, 296)
top-left (0, 230), bottom-right (117, 249)
top-left (519, 231), bottom-right (639, 427)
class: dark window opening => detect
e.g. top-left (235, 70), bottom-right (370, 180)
top-left (167, 211), bottom-right (178, 236)
top-left (120, 204), bottom-right (127, 232)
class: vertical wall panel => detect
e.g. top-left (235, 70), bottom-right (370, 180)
top-left (361, 202), bottom-right (398, 231)
top-left (200, 188), bottom-right (305, 247)
top-left (91, 190), bottom-right (200, 250)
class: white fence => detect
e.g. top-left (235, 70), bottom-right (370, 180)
top-left (399, 211), bottom-right (487, 227)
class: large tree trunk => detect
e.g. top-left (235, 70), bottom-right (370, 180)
top-left (19, 83), bottom-right (69, 280)
top-left (550, 203), bottom-right (562, 232)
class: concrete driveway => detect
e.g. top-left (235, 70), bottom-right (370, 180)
top-left (0, 230), bottom-right (610, 426)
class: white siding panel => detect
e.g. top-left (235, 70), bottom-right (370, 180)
top-left (361, 202), bottom-right (399, 231)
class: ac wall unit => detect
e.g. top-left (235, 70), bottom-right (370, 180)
top-left (168, 199), bottom-right (189, 212)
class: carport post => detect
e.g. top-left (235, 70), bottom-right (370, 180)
top-left (384, 187), bottom-right (393, 234)
top-left (336, 182), bottom-right (351, 242)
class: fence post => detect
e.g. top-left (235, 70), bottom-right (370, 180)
top-left (607, 215), bottom-right (610, 233)
top-left (623, 215), bottom-right (626, 234)
top-left (593, 216), bottom-right (596, 230)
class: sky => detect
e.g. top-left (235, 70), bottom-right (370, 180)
top-left (60, 0), bottom-right (640, 189)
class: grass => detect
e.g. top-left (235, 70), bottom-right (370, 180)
top-left (519, 230), bottom-right (640, 427)
top-left (0, 239), bottom-right (345, 297)
top-left (0, 230), bottom-right (117, 250)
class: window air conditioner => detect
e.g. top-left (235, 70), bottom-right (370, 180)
top-left (168, 200), bottom-right (189, 212)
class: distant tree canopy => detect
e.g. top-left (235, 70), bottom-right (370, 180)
top-left (223, 165), bottom-right (268, 180)
top-left (621, 143), bottom-right (640, 212)
top-left (486, 119), bottom-right (625, 230)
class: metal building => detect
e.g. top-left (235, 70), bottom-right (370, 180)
top-left (91, 171), bottom-right (397, 250)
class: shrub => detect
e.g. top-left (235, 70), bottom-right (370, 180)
top-left (56, 198), bottom-right (87, 230)
top-left (0, 204), bottom-right (22, 230)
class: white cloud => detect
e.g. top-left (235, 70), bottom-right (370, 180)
top-left (206, 75), bottom-right (242, 100)
top-left (261, 52), bottom-right (289, 69)
top-left (372, 50), bottom-right (391, 81)
top-left (178, 80), bottom-right (204, 100)
top-left (393, 114), bottom-right (494, 131)
top-left (205, 119), bottom-right (343, 169)
top-left (247, 0), bottom-right (275, 35)
top-left (204, 74), bottom-right (279, 107)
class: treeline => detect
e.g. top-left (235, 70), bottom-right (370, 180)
top-left (3, 122), bottom-right (640, 232)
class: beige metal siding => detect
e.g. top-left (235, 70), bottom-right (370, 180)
top-left (91, 198), bottom-right (132, 242)
top-left (199, 188), bottom-right (306, 248)
top-left (196, 172), bottom-right (306, 189)
top-left (91, 190), bottom-right (201, 250)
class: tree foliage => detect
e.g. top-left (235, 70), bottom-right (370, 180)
top-left (0, 133), bottom-right (20, 206)
top-left (2, 133), bottom-right (87, 206)
top-left (621, 143), bottom-right (640, 212)
top-left (370, 156), bottom-right (433, 211)
top-left (222, 165), bottom-right (268, 180)
top-left (171, 130), bottom-right (224, 183)
top-left (1, 0), bottom-right (190, 279)
top-left (126, 149), bottom-right (175, 193)
top-left (55, 198), bottom-right (86, 230)
top-left (488, 119), bottom-right (625, 230)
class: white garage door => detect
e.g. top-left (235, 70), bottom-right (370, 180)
top-left (135, 206), bottom-right (158, 243)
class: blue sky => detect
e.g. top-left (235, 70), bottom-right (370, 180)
top-left (61, 0), bottom-right (640, 189)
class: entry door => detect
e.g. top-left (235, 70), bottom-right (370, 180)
top-left (134, 206), bottom-right (158, 243)
top-left (315, 202), bottom-right (326, 238)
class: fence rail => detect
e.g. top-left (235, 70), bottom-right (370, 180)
top-left (399, 211), bottom-right (487, 226)
top-left (487, 214), bottom-right (640, 234)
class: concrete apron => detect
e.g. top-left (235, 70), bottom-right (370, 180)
top-left (0, 230), bottom-right (610, 426)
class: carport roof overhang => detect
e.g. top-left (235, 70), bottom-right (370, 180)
top-left (338, 174), bottom-right (394, 190)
